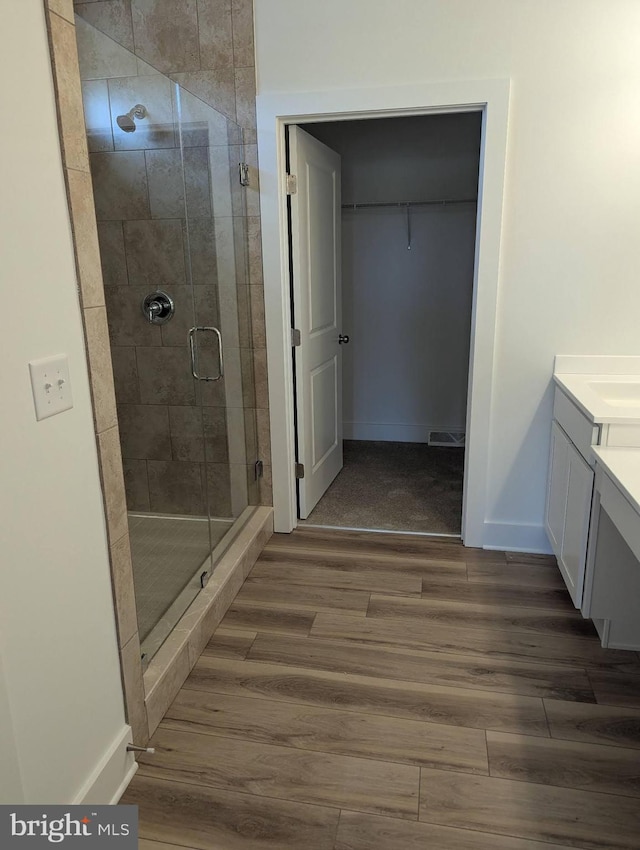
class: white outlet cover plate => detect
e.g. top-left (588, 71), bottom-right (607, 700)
top-left (29, 354), bottom-right (73, 421)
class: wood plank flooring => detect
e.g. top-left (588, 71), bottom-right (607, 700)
top-left (122, 528), bottom-right (640, 850)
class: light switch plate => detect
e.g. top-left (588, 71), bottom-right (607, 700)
top-left (29, 355), bottom-right (73, 421)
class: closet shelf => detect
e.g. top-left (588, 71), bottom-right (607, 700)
top-left (341, 198), bottom-right (477, 210)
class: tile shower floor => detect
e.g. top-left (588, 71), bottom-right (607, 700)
top-left (129, 514), bottom-right (232, 649)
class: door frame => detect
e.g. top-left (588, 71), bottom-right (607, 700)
top-left (256, 79), bottom-right (511, 546)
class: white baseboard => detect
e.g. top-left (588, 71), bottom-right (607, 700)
top-left (343, 422), bottom-right (463, 442)
top-left (72, 725), bottom-right (137, 805)
top-left (482, 521), bottom-right (553, 554)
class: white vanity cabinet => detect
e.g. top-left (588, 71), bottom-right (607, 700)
top-left (545, 391), bottom-right (598, 607)
top-left (582, 449), bottom-right (640, 650)
top-left (546, 357), bottom-right (640, 618)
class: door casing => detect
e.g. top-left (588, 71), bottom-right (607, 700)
top-left (256, 79), bottom-right (511, 547)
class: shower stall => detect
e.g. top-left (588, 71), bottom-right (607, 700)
top-left (74, 12), bottom-right (262, 664)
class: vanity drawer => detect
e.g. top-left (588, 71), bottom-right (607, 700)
top-left (553, 388), bottom-right (600, 462)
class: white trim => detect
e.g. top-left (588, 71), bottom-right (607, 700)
top-left (343, 422), bottom-right (465, 443)
top-left (72, 725), bottom-right (137, 805)
top-left (257, 80), bottom-right (511, 545)
top-left (302, 523), bottom-right (460, 538)
top-left (483, 521), bottom-right (553, 554)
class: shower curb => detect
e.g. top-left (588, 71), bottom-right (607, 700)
top-left (142, 507), bottom-right (273, 737)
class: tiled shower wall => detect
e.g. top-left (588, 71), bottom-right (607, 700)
top-left (73, 0), bottom-right (271, 514)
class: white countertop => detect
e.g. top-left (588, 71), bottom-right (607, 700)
top-left (592, 447), bottom-right (640, 515)
top-left (553, 373), bottom-right (640, 424)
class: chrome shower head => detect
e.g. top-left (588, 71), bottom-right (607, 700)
top-left (116, 104), bottom-right (147, 133)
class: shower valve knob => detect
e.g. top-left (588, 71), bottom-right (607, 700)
top-left (142, 291), bottom-right (175, 325)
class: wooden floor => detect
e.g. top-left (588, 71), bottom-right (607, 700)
top-left (122, 528), bottom-right (640, 850)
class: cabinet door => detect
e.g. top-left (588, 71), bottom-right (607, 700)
top-left (561, 442), bottom-right (594, 607)
top-left (546, 421), bottom-right (570, 558)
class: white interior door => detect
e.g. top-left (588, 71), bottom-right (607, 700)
top-left (289, 125), bottom-right (343, 518)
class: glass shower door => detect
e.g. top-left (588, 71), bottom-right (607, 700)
top-left (176, 88), bottom-right (256, 581)
top-left (76, 12), bottom-right (259, 665)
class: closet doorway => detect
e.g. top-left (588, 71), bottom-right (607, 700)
top-left (288, 113), bottom-right (482, 536)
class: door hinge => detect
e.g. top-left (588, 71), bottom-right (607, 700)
top-left (291, 328), bottom-right (301, 347)
top-left (295, 462), bottom-right (305, 479)
top-left (239, 162), bottom-right (250, 186)
top-left (286, 173), bottom-right (297, 195)
top-left (254, 459), bottom-right (264, 480)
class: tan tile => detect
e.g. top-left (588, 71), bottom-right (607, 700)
top-left (81, 80), bottom-right (114, 152)
top-left (97, 221), bottom-right (127, 285)
top-left (243, 408), bottom-right (257, 460)
top-left (234, 66), bottom-right (256, 130)
top-left (122, 458), bottom-right (150, 511)
top-left (246, 467), bottom-right (259, 506)
top-left (230, 462), bottom-right (249, 515)
top-left (140, 147), bottom-right (185, 217)
top-left (243, 143), bottom-right (260, 216)
top-left (137, 347), bottom-right (196, 405)
top-left (145, 148), bottom-right (213, 220)
top-left (158, 286), bottom-right (198, 348)
top-left (123, 219), bottom-right (186, 287)
top-left (48, 0), bottom-right (74, 23)
top-left (75, 0), bottom-right (134, 51)
top-left (247, 215), bottom-right (263, 286)
top-left (144, 633), bottom-right (190, 735)
top-left (231, 0), bottom-right (254, 67)
top-left (84, 306), bottom-right (118, 433)
top-left (118, 403), bottom-right (171, 460)
top-left (240, 347), bottom-right (256, 408)
top-left (105, 287), bottom-right (162, 347)
top-left (97, 424), bottom-right (128, 543)
top-left (236, 284), bottom-right (251, 348)
top-left (110, 346), bottom-right (140, 403)
top-left (188, 567), bottom-right (244, 666)
top-left (109, 74), bottom-right (176, 152)
top-left (249, 285), bottom-right (266, 348)
top-left (255, 407), bottom-right (271, 465)
top-left (171, 69), bottom-right (236, 120)
top-left (90, 151), bottom-right (150, 220)
top-left (259, 462), bottom-right (272, 506)
top-left (75, 14), bottom-right (138, 80)
top-left (132, 0), bottom-right (200, 74)
top-left (203, 463), bottom-right (232, 516)
top-left (110, 532), bottom-right (138, 648)
top-left (185, 218), bottom-right (217, 287)
top-left (147, 460), bottom-right (205, 515)
top-left (169, 405), bottom-right (205, 462)
top-left (197, 0), bottom-right (233, 69)
top-left (49, 12), bottom-right (90, 171)
top-left (120, 632), bottom-right (149, 746)
top-left (253, 347), bottom-right (268, 408)
top-left (66, 169), bottom-right (104, 309)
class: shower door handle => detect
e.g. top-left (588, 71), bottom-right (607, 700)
top-left (188, 326), bottom-right (224, 382)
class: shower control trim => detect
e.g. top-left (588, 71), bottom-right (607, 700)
top-left (142, 291), bottom-right (175, 325)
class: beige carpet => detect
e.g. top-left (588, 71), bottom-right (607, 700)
top-left (302, 441), bottom-right (463, 534)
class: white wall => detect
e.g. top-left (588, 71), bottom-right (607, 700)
top-left (0, 1), bottom-right (129, 803)
top-left (254, 0), bottom-right (640, 547)
top-left (306, 117), bottom-right (479, 442)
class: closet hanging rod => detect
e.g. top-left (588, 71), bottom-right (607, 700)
top-left (341, 198), bottom-right (477, 210)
